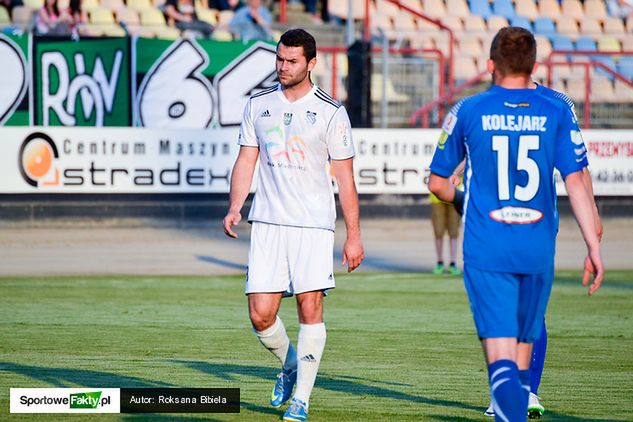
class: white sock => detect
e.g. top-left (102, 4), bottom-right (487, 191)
top-left (293, 323), bottom-right (327, 406)
top-left (253, 317), bottom-right (297, 372)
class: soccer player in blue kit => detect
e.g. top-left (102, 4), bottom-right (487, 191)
top-left (429, 27), bottom-right (604, 421)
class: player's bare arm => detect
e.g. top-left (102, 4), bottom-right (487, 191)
top-left (331, 158), bottom-right (364, 272)
top-left (565, 170), bottom-right (605, 295)
top-left (582, 167), bottom-right (603, 241)
top-left (223, 146), bottom-right (259, 238)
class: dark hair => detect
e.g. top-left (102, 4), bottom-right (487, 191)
top-left (490, 27), bottom-right (536, 77)
top-left (278, 28), bottom-right (317, 62)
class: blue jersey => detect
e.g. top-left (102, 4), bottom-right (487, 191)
top-left (430, 85), bottom-right (586, 273)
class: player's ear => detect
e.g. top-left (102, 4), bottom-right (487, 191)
top-left (308, 57), bottom-right (316, 72)
top-left (486, 59), bottom-right (495, 75)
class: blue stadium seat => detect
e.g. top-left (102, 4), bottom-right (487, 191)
top-left (511, 15), bottom-right (532, 31)
top-left (593, 56), bottom-right (617, 79)
top-left (575, 36), bottom-right (597, 52)
top-left (534, 17), bottom-right (556, 37)
top-left (617, 56), bottom-right (633, 80)
top-left (551, 34), bottom-right (574, 51)
top-left (492, 0), bottom-right (515, 19)
top-left (469, 0), bottom-right (492, 18)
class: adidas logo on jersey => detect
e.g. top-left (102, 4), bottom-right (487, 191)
top-left (261, 109), bottom-right (271, 117)
top-left (300, 354), bottom-right (317, 363)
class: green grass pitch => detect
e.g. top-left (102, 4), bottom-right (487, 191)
top-left (1, 272), bottom-right (632, 421)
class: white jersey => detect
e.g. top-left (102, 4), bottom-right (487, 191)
top-left (238, 84), bottom-right (355, 231)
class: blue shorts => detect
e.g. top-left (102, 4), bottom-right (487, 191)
top-left (463, 265), bottom-right (553, 343)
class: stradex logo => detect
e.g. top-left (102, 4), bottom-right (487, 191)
top-left (18, 132), bottom-right (60, 187)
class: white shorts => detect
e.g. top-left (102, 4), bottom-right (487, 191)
top-left (245, 222), bottom-right (335, 295)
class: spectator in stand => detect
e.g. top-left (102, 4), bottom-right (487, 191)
top-left (165, 0), bottom-right (214, 37)
top-left (289, 0), bottom-right (329, 23)
top-left (68, 0), bottom-right (87, 31)
top-left (35, 0), bottom-right (73, 35)
top-left (229, 0), bottom-right (272, 41)
top-left (0, 0), bottom-right (23, 15)
top-left (210, 0), bottom-right (241, 10)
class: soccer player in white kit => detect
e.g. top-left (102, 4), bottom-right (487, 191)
top-left (222, 28), bottom-right (365, 422)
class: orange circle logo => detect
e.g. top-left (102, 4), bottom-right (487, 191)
top-left (19, 132), bottom-right (59, 187)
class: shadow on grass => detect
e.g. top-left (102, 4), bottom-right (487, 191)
top-left (170, 360), bottom-right (481, 415)
top-left (196, 255), bottom-right (246, 271)
top-left (0, 362), bottom-right (171, 388)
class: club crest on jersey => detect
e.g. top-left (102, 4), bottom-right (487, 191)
top-left (284, 112), bottom-right (293, 125)
top-left (305, 110), bottom-right (317, 125)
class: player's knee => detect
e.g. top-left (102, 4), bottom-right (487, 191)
top-left (249, 310), bottom-right (276, 332)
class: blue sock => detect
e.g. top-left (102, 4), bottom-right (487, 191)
top-left (519, 369), bottom-right (530, 403)
top-left (488, 359), bottom-right (527, 421)
top-left (530, 321), bottom-right (547, 395)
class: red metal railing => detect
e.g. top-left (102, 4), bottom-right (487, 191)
top-left (317, 46), bottom-right (445, 101)
top-left (546, 50), bottom-right (633, 128)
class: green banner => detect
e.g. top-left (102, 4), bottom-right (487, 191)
top-left (0, 33), bottom-right (29, 126)
top-left (1, 36), bottom-right (278, 128)
top-left (33, 37), bottom-right (131, 126)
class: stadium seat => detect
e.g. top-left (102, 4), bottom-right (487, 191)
top-left (126, 0), bottom-right (152, 12)
top-left (154, 26), bottom-right (180, 39)
top-left (100, 0), bottom-right (125, 11)
top-left (102, 25), bottom-right (126, 36)
top-left (538, 0), bottom-right (561, 20)
top-left (534, 17), bottom-right (556, 37)
top-left (456, 37), bottom-right (483, 58)
top-left (627, 16), bottom-right (633, 34)
top-left (82, 0), bottom-right (100, 11)
top-left (551, 34), bottom-right (574, 51)
top-left (212, 29), bottom-right (233, 40)
top-left (216, 9), bottom-right (234, 29)
top-left (371, 73), bottom-right (410, 103)
top-left (486, 15), bottom-right (508, 33)
top-left (617, 56), bottom-right (633, 80)
top-left (575, 36), bottom-right (597, 52)
top-left (454, 55), bottom-right (479, 81)
top-left (556, 16), bottom-right (579, 37)
top-left (469, 0), bottom-right (492, 19)
top-left (561, 0), bottom-right (584, 21)
top-left (90, 8), bottom-right (115, 25)
top-left (511, 15), bottom-right (532, 31)
top-left (613, 79), bottom-right (633, 103)
top-left (463, 15), bottom-right (486, 32)
top-left (492, 0), bottom-right (514, 20)
top-left (0, 6), bottom-right (9, 26)
top-left (579, 18), bottom-right (602, 37)
top-left (329, 0), bottom-right (364, 20)
top-left (591, 76), bottom-right (616, 102)
top-left (622, 36), bottom-right (633, 51)
top-left (603, 17), bottom-right (626, 36)
top-left (374, 0), bottom-right (401, 18)
top-left (116, 8), bottom-right (140, 26)
top-left (535, 35), bottom-right (552, 60)
top-left (422, 0), bottom-right (447, 19)
top-left (598, 37), bottom-right (621, 53)
top-left (446, 0), bottom-right (470, 18)
top-left (514, 0), bottom-right (538, 21)
top-left (22, 0), bottom-right (43, 9)
top-left (82, 25), bottom-right (105, 36)
top-left (593, 55), bottom-right (618, 79)
top-left (566, 78), bottom-right (586, 102)
top-left (442, 15), bottom-right (463, 31)
top-left (584, 0), bottom-right (607, 21)
top-left (399, 0), bottom-right (423, 14)
top-left (140, 8), bottom-right (166, 27)
top-left (196, 8), bottom-right (217, 25)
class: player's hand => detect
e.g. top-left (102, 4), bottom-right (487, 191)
top-left (449, 174), bottom-right (461, 187)
top-left (581, 249), bottom-right (604, 296)
top-left (342, 237), bottom-right (364, 272)
top-left (223, 211), bottom-right (241, 238)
